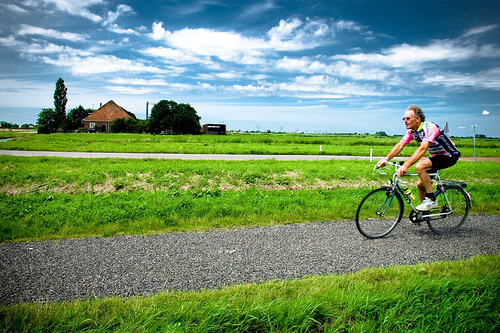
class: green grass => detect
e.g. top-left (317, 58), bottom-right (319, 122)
top-left (1, 156), bottom-right (499, 242)
top-left (1, 132), bottom-right (499, 157)
top-left (2, 254), bottom-right (499, 332)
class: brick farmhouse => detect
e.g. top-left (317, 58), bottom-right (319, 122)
top-left (83, 100), bottom-right (135, 133)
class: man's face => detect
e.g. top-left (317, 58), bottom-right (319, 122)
top-left (403, 110), bottom-right (420, 130)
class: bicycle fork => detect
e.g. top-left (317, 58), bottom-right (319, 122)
top-left (376, 188), bottom-right (396, 217)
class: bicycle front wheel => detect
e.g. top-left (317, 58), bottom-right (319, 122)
top-left (356, 187), bottom-right (404, 239)
top-left (427, 186), bottom-right (470, 234)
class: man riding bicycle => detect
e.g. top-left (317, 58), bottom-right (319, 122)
top-left (377, 105), bottom-right (461, 211)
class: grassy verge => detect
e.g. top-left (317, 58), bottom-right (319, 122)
top-left (1, 157), bottom-right (499, 242)
top-left (1, 133), bottom-right (499, 157)
top-left (1, 254), bottom-right (498, 332)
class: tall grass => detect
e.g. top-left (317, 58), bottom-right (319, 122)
top-left (2, 254), bottom-right (499, 332)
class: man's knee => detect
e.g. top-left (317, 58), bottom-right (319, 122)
top-left (416, 160), bottom-right (432, 173)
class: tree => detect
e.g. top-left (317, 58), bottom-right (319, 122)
top-left (149, 100), bottom-right (202, 135)
top-left (65, 105), bottom-right (93, 131)
top-left (110, 117), bottom-right (148, 133)
top-left (0, 121), bottom-right (18, 129)
top-left (54, 78), bottom-right (67, 128)
top-left (37, 108), bottom-right (58, 134)
top-left (174, 103), bottom-right (202, 135)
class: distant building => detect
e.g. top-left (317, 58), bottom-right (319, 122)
top-left (203, 123), bottom-right (226, 135)
top-left (83, 100), bottom-right (135, 133)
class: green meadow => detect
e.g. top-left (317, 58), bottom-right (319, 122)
top-left (1, 133), bottom-right (499, 332)
top-left (1, 132), bottom-right (499, 157)
top-left (1, 156), bottom-right (499, 242)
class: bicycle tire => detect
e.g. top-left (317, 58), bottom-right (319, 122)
top-left (427, 186), bottom-right (470, 235)
top-left (356, 187), bottom-right (404, 239)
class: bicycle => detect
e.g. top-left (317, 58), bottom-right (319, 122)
top-left (355, 161), bottom-right (471, 239)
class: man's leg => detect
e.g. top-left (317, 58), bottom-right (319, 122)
top-left (415, 158), bottom-right (434, 200)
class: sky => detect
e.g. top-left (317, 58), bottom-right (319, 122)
top-left (0, 0), bottom-right (499, 137)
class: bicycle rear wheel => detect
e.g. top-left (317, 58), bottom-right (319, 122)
top-left (427, 186), bottom-right (470, 235)
top-left (356, 187), bottom-right (403, 239)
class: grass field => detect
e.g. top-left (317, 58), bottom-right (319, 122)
top-left (1, 156), bottom-right (499, 242)
top-left (1, 132), bottom-right (499, 157)
top-left (1, 133), bottom-right (499, 331)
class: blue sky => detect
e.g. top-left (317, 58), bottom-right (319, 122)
top-left (0, 0), bottom-right (499, 136)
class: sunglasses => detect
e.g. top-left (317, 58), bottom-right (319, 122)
top-left (402, 117), bottom-right (415, 121)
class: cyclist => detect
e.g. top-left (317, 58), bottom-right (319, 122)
top-left (377, 105), bottom-right (461, 211)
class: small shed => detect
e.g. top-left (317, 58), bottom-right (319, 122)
top-left (83, 100), bottom-right (135, 133)
top-left (203, 124), bottom-right (226, 135)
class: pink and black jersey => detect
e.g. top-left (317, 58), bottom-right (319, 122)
top-left (400, 121), bottom-right (460, 157)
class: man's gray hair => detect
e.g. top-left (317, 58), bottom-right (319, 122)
top-left (407, 105), bottom-right (425, 122)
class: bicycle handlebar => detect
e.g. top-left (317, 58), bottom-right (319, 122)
top-left (373, 160), bottom-right (401, 175)
top-left (373, 161), bottom-right (420, 184)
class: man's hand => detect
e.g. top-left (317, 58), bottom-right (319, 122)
top-left (376, 158), bottom-right (388, 169)
top-left (397, 164), bottom-right (408, 178)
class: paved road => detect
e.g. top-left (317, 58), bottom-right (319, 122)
top-left (1, 215), bottom-right (499, 305)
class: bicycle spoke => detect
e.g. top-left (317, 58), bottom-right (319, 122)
top-left (427, 187), bottom-right (470, 234)
top-left (356, 188), bottom-right (403, 239)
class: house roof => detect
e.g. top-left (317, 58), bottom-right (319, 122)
top-left (84, 100), bottom-right (135, 122)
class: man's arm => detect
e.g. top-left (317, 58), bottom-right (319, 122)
top-left (397, 141), bottom-right (430, 176)
top-left (377, 142), bottom-right (405, 167)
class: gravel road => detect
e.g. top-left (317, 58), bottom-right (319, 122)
top-left (1, 214), bottom-right (499, 305)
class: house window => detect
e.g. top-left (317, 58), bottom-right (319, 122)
top-left (90, 123), bottom-right (95, 128)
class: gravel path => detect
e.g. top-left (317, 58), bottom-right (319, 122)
top-left (1, 215), bottom-right (499, 305)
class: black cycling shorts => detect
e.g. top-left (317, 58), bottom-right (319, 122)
top-left (428, 153), bottom-right (460, 174)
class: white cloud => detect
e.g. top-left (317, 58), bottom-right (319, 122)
top-left (334, 20), bottom-right (362, 31)
top-left (17, 24), bottom-right (88, 42)
top-left (335, 39), bottom-right (500, 68)
top-left (241, 0), bottom-right (277, 18)
top-left (41, 0), bottom-right (103, 22)
top-left (462, 24), bottom-right (498, 37)
top-left (1, 3), bottom-right (28, 13)
top-left (423, 68), bottom-right (500, 91)
top-left (149, 18), bottom-right (337, 65)
top-left (41, 54), bottom-right (168, 75)
top-left (106, 26), bottom-right (140, 35)
top-left (0, 36), bottom-right (90, 56)
top-left (267, 18), bottom-right (331, 50)
top-left (276, 56), bottom-right (312, 72)
top-left (102, 4), bottom-right (139, 35)
top-left (108, 78), bottom-right (170, 86)
top-left (150, 22), bottom-right (267, 64)
top-left (276, 56), bottom-right (390, 81)
top-left (105, 85), bottom-right (157, 95)
top-left (274, 75), bottom-right (384, 98)
top-left (141, 46), bottom-right (216, 67)
top-left (218, 74), bottom-right (388, 99)
top-left (482, 110), bottom-right (490, 115)
top-left (103, 4), bottom-right (134, 26)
